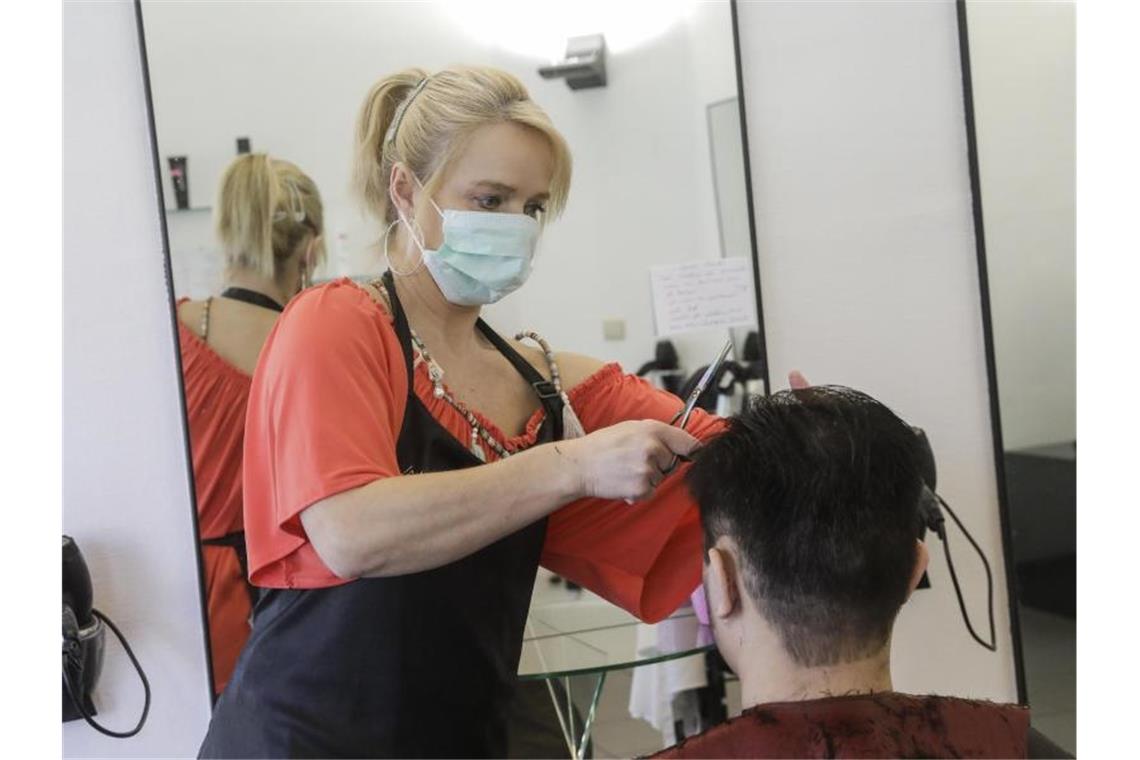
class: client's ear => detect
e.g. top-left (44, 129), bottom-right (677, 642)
top-left (706, 545), bottom-right (741, 620)
top-left (907, 539), bottom-right (931, 600)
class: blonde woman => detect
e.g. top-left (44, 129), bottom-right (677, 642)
top-left (176, 153), bottom-right (323, 698)
top-left (200, 67), bottom-right (723, 758)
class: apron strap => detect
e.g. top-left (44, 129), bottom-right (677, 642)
top-left (380, 271), bottom-right (565, 439)
top-left (380, 271), bottom-right (417, 388)
top-left (475, 320), bottom-right (566, 440)
top-left (220, 287), bottom-right (285, 313)
top-left (201, 531), bottom-right (258, 608)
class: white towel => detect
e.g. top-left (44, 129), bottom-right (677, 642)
top-left (627, 610), bottom-right (708, 745)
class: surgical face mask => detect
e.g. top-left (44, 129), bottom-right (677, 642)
top-left (399, 193), bottom-right (540, 306)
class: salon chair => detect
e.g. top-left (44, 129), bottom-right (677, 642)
top-left (675, 359), bottom-right (759, 417)
top-left (636, 340), bottom-right (685, 396)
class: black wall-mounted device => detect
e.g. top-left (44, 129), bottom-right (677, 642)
top-left (62, 535), bottom-right (151, 737)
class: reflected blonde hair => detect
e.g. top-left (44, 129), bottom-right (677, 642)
top-left (214, 153), bottom-right (326, 280)
top-left (352, 65), bottom-right (572, 226)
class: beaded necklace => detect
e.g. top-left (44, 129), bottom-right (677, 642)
top-left (370, 279), bottom-right (582, 462)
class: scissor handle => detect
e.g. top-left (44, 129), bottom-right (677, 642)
top-left (670, 401), bottom-right (697, 428)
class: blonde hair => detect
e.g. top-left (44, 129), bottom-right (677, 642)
top-left (352, 65), bottom-right (572, 226)
top-left (214, 153), bottom-right (326, 280)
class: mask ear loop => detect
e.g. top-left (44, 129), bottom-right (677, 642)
top-left (384, 165), bottom-right (434, 277)
top-left (382, 214), bottom-right (426, 277)
top-left (409, 171), bottom-right (445, 219)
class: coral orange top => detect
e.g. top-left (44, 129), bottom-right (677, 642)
top-left (242, 279), bottom-right (725, 623)
top-left (176, 305), bottom-right (256, 695)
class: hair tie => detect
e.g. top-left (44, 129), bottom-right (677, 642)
top-left (273, 178), bottom-right (305, 224)
top-left (385, 76), bottom-right (431, 147)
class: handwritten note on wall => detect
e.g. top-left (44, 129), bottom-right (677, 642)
top-left (650, 258), bottom-right (757, 336)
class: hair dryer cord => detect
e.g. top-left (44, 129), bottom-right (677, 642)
top-left (935, 493), bottom-right (997, 651)
top-left (63, 609), bottom-right (151, 738)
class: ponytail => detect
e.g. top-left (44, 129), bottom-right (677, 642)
top-left (352, 67), bottom-right (430, 226)
top-left (215, 153), bottom-right (325, 280)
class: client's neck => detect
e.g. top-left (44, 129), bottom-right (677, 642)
top-left (737, 625), bottom-right (893, 709)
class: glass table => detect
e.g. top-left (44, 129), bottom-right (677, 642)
top-left (518, 576), bottom-right (715, 759)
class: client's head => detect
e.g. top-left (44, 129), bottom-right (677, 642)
top-left (687, 386), bottom-right (929, 680)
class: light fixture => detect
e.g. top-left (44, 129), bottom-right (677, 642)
top-left (538, 34), bottom-right (607, 90)
top-left (437, 0), bottom-right (698, 60)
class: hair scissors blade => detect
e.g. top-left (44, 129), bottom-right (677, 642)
top-left (662, 339), bottom-right (734, 476)
top-left (672, 339), bottom-right (734, 430)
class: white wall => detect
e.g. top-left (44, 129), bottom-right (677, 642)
top-left (140, 0), bottom-right (747, 374)
top-left (61, 6), bottom-right (1025, 754)
top-left (737, 0), bottom-right (1019, 703)
top-left (64, 0), bottom-right (212, 755)
top-left (966, 0), bottom-right (1075, 451)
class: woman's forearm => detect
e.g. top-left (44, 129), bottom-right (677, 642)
top-left (300, 441), bottom-right (583, 578)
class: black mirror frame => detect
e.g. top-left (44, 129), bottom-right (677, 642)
top-left (133, 0), bottom-right (218, 704)
top-left (137, 0), bottom-right (782, 707)
top-left (953, 0), bottom-right (1029, 704)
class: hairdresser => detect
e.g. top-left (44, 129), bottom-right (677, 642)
top-left (176, 154), bottom-right (324, 697)
top-left (199, 66), bottom-right (723, 758)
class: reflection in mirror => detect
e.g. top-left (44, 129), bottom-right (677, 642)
top-left (965, 0), bottom-right (1075, 754)
top-left (141, 0), bottom-right (761, 756)
top-left (170, 152), bottom-right (327, 699)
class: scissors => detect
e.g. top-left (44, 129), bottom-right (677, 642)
top-left (660, 338), bottom-right (734, 476)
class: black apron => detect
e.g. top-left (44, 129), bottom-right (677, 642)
top-left (200, 272), bottom-right (565, 758)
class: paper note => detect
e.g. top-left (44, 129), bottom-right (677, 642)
top-left (650, 258), bottom-right (757, 336)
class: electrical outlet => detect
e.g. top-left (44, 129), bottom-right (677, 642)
top-left (602, 318), bottom-right (626, 341)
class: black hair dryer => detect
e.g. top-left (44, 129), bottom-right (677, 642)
top-left (62, 535), bottom-right (150, 737)
top-left (63, 536), bottom-right (105, 723)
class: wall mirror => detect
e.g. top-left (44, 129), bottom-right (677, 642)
top-left (139, 1), bottom-right (764, 753)
top-left (964, 0), bottom-right (1076, 753)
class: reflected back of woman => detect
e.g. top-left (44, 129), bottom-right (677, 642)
top-left (175, 153), bottom-right (324, 697)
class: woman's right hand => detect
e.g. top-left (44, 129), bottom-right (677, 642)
top-left (556, 420), bottom-right (702, 502)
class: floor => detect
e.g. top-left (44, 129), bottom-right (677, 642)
top-left (1019, 605), bottom-right (1077, 755)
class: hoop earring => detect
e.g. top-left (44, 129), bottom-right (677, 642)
top-left (298, 260), bottom-right (310, 292)
top-left (383, 216), bottom-right (425, 277)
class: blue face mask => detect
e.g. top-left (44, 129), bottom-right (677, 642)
top-left (402, 195), bottom-right (540, 306)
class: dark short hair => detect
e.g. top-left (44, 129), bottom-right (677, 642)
top-left (687, 386), bottom-right (924, 667)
